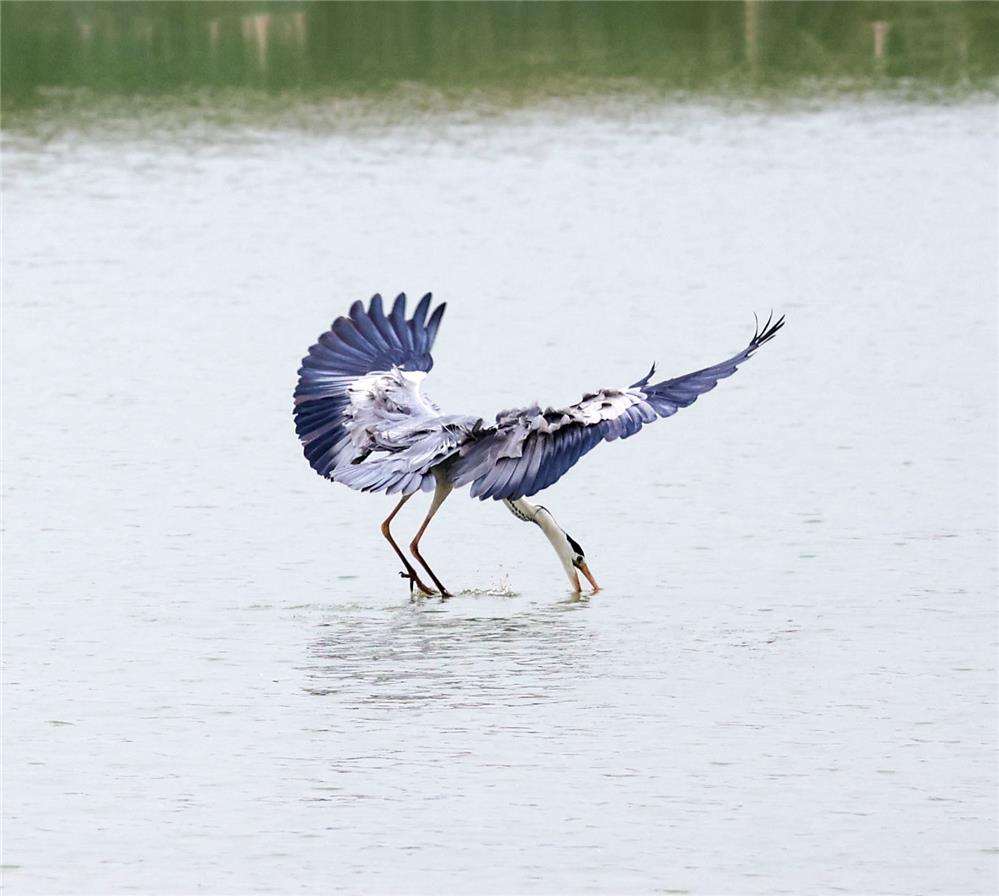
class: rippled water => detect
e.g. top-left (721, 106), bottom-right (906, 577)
top-left (4, 97), bottom-right (997, 893)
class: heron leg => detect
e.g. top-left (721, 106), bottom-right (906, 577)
top-left (409, 479), bottom-right (454, 597)
top-left (380, 494), bottom-right (436, 596)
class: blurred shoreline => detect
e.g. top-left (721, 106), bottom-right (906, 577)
top-left (4, 0), bottom-right (997, 126)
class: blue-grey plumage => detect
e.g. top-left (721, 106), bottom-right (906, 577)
top-left (293, 296), bottom-right (784, 593)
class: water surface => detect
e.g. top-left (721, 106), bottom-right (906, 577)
top-left (3, 26), bottom-right (997, 896)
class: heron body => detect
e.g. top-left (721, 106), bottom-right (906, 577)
top-left (294, 293), bottom-right (783, 595)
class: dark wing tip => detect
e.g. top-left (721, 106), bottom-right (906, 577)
top-left (750, 310), bottom-right (785, 350)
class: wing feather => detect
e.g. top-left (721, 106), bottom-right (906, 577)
top-left (410, 293), bottom-right (432, 353)
top-left (349, 300), bottom-right (393, 353)
top-left (368, 294), bottom-right (401, 350)
top-left (424, 303), bottom-right (447, 349)
top-left (389, 293), bottom-right (414, 354)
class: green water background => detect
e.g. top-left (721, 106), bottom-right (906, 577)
top-left (3, 0), bottom-right (998, 113)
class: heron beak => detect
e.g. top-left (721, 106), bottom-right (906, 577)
top-left (577, 561), bottom-right (600, 592)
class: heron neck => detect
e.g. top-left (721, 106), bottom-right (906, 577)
top-left (504, 499), bottom-right (577, 580)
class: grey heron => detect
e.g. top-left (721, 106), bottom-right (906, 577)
top-left (294, 294), bottom-right (783, 596)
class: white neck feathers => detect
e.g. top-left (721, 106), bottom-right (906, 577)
top-left (503, 499), bottom-right (577, 583)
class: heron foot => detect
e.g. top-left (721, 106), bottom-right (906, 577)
top-left (399, 570), bottom-right (437, 596)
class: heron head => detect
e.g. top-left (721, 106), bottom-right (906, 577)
top-left (564, 531), bottom-right (600, 593)
top-left (533, 506), bottom-right (600, 593)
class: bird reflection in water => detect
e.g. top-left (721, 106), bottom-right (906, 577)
top-left (303, 598), bottom-right (596, 710)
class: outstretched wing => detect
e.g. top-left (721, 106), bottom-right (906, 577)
top-left (294, 293), bottom-right (464, 494)
top-left (451, 314), bottom-right (785, 501)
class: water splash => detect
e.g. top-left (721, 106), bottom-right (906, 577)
top-left (455, 573), bottom-right (519, 597)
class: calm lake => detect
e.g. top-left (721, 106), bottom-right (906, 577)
top-left (3, 3), bottom-right (997, 894)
